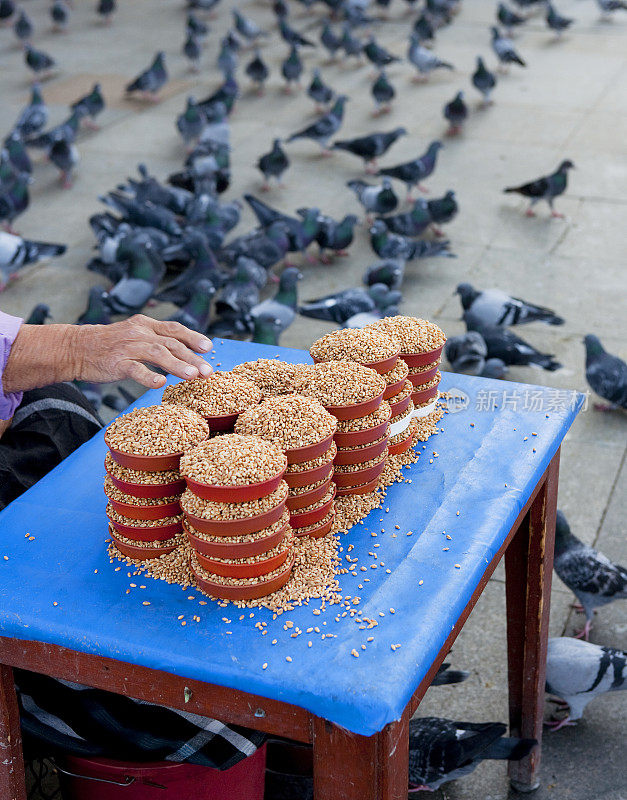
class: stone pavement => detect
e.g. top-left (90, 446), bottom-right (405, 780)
top-left (1, 0), bottom-right (625, 797)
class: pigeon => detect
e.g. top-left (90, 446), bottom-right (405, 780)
top-left (0, 173), bottom-right (29, 234)
top-left (465, 320), bottom-right (562, 370)
top-left (99, 192), bottom-right (182, 236)
top-left (215, 257), bottom-right (264, 319)
top-left (126, 52), bottom-right (168, 100)
top-left (176, 97), bottom-right (206, 147)
top-left (50, 1), bottom-right (70, 32)
top-left (471, 56), bottom-right (497, 104)
top-left (584, 334), bottom-right (627, 410)
top-left (0, 231), bottom-right (66, 290)
top-left (217, 36), bottom-right (238, 80)
top-left (545, 638), bottom-right (626, 730)
top-left (156, 234), bottom-right (224, 306)
top-left (24, 44), bottom-right (56, 79)
top-left (481, 358), bottom-right (509, 378)
top-left (96, 0), bottom-right (116, 24)
top-left (431, 663), bottom-right (470, 686)
top-left (378, 141), bottom-right (443, 199)
top-left (546, 2), bottom-right (574, 35)
top-left (103, 241), bottom-right (166, 315)
top-left (347, 178), bottom-right (399, 217)
top-left (250, 266), bottom-right (302, 338)
top-left (553, 509), bottom-right (627, 640)
top-left (77, 285), bottom-right (111, 325)
top-left (25, 110), bottom-right (80, 151)
top-left (320, 22), bottom-right (342, 60)
top-left (427, 190), bottom-right (458, 232)
top-left (456, 283), bottom-right (565, 327)
top-left (279, 18), bottom-right (315, 47)
top-left (25, 303), bottom-right (52, 325)
top-left (198, 76), bottom-right (239, 118)
top-left (491, 27), bottom-right (526, 69)
top-left (12, 85), bottom-right (48, 139)
top-left (187, 11), bottom-right (209, 38)
top-left (444, 331), bottom-right (488, 375)
top-left (311, 212), bottom-right (359, 262)
top-left (370, 220), bottom-right (453, 260)
top-left (370, 70), bottom-right (396, 117)
top-left (497, 2), bottom-right (526, 33)
top-left (0, 0), bottom-right (14, 23)
top-left (251, 312), bottom-right (285, 346)
top-left (362, 259), bottom-right (405, 290)
top-left (48, 139), bottom-right (79, 188)
top-left (233, 9), bottom-right (266, 42)
top-left (443, 91), bottom-right (468, 135)
top-left (379, 199), bottom-right (432, 238)
top-left (340, 24), bottom-right (363, 60)
top-left (281, 45), bottom-right (303, 93)
top-left (345, 284), bottom-right (401, 327)
top-left (168, 279), bottom-right (216, 334)
top-left (363, 37), bottom-right (400, 68)
top-left (183, 32), bottom-right (202, 72)
top-left (221, 221), bottom-right (291, 271)
top-left (245, 49), bottom-right (270, 92)
top-left (300, 285), bottom-right (385, 325)
top-left (286, 95), bottom-right (348, 154)
top-left (596, 0), bottom-right (627, 16)
top-left (70, 83), bottom-right (105, 130)
top-left (257, 139), bottom-right (290, 191)
top-left (307, 69), bottom-right (334, 111)
top-left (504, 159), bottom-right (574, 217)
top-left (188, 0), bottom-right (221, 11)
top-left (13, 8), bottom-right (33, 41)
top-left (408, 717), bottom-right (535, 791)
top-left (408, 36), bottom-right (454, 80)
top-left (4, 134), bottom-right (31, 177)
top-left (333, 128), bottom-right (407, 173)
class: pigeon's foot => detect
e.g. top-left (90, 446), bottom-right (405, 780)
top-left (365, 161), bottom-right (378, 174)
top-left (445, 125), bottom-right (462, 136)
top-left (411, 74), bottom-right (428, 83)
top-left (305, 253), bottom-right (318, 265)
top-left (551, 210), bottom-right (565, 219)
top-left (574, 619), bottom-right (592, 640)
top-left (283, 85), bottom-right (293, 95)
top-left (320, 148), bottom-right (333, 157)
top-left (593, 402), bottom-right (619, 412)
top-left (545, 715), bottom-right (576, 732)
top-left (431, 224), bottom-right (444, 237)
top-left (84, 118), bottom-right (100, 131)
top-left (408, 784), bottom-right (436, 793)
top-left (547, 697), bottom-right (569, 708)
top-left (260, 182), bottom-right (271, 192)
top-left (336, 250), bottom-right (350, 257)
top-left (60, 173), bottom-right (73, 190)
top-left (570, 602), bottom-right (585, 612)
top-left (319, 253), bottom-right (332, 265)
top-left (2, 223), bottom-right (19, 235)
top-left (417, 184), bottom-right (430, 194)
top-left (525, 208), bottom-right (536, 217)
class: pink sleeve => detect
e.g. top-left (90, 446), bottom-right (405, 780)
top-left (0, 310), bottom-right (24, 420)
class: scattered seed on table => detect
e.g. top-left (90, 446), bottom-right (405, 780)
top-left (446, 535), bottom-right (452, 540)
top-left (308, 641), bottom-right (312, 647)
top-left (418, 580), bottom-right (424, 586)
top-left (390, 608), bottom-right (395, 614)
top-left (351, 649), bottom-right (359, 658)
top-left (286, 656), bottom-right (292, 662)
top-left (455, 564), bottom-right (461, 569)
top-left (262, 663), bottom-right (268, 670)
top-left (142, 601), bottom-right (150, 606)
top-left (53, 601), bottom-right (58, 606)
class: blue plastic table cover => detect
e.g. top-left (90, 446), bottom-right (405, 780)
top-left (0, 339), bottom-right (583, 736)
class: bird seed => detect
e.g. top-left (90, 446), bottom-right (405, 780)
top-left (105, 405), bottom-right (209, 456)
top-left (162, 373), bottom-right (262, 417)
top-left (235, 395), bottom-right (337, 449)
top-left (180, 434), bottom-right (287, 485)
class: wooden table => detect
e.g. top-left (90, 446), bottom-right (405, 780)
top-left (0, 341), bottom-right (581, 800)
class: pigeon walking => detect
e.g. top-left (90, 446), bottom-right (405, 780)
top-left (300, 284), bottom-right (388, 325)
top-left (320, 22), bottom-right (342, 60)
top-left (408, 717), bottom-right (535, 791)
top-left (378, 141), bottom-right (443, 199)
top-left (126, 52), bottom-right (168, 100)
top-left (471, 56), bottom-right (497, 104)
top-left (176, 97), bottom-right (206, 147)
top-left (96, 0), bottom-right (116, 24)
top-left (504, 159), bottom-right (574, 217)
top-left (465, 320), bottom-right (562, 370)
top-left (553, 510), bottom-right (627, 640)
top-left (333, 128), bottom-right (407, 173)
top-left (340, 24), bottom-right (363, 61)
top-left (12, 85), bottom-right (48, 139)
top-left (347, 178), bottom-right (399, 217)
top-left (371, 70), bottom-right (395, 116)
top-left (408, 36), bottom-right (453, 81)
top-left (187, 11), bottom-right (209, 38)
top-left (286, 95), bottom-right (348, 154)
top-left (445, 331), bottom-right (489, 375)
top-left (279, 17), bottom-right (315, 47)
top-left (584, 334), bottom-right (627, 411)
top-left (546, 2), bottom-right (574, 35)
top-left (183, 32), bottom-right (202, 72)
top-left (25, 110), bottom-right (80, 151)
top-left (596, 0), bottom-right (627, 17)
top-left (497, 2), bottom-right (525, 33)
top-left (257, 139), bottom-right (290, 191)
top-left (70, 83), bottom-right (105, 130)
top-left (245, 49), bottom-right (270, 92)
top-left (456, 282), bottom-right (565, 327)
top-left (13, 8), bottom-right (33, 41)
top-left (443, 91), bottom-right (467, 135)
top-left (312, 212), bottom-right (359, 262)
top-left (307, 69), bottom-right (334, 111)
top-left (24, 44), bottom-right (56, 80)
top-left (379, 199), bottom-right (432, 238)
top-left (363, 36), bottom-right (400, 68)
top-left (363, 259), bottom-right (405, 290)
top-left (50, 1), bottom-right (70, 32)
top-left (0, 231), bottom-right (66, 290)
top-left (281, 45), bottom-right (303, 93)
top-left (370, 220), bottom-right (453, 260)
top-left (491, 27), bottom-right (526, 70)
top-left (217, 36), bottom-right (238, 80)
top-left (545, 638), bottom-right (626, 730)
top-left (48, 139), bottom-right (79, 188)
top-left (233, 9), bottom-right (267, 43)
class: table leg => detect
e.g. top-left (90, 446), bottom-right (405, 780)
top-left (505, 450), bottom-right (560, 792)
top-left (312, 706), bottom-right (409, 799)
top-left (0, 664), bottom-right (26, 800)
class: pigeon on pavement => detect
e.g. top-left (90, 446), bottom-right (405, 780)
top-left (362, 259), bottom-right (405, 290)
top-left (286, 96), bottom-right (348, 154)
top-left (25, 110), bottom-right (80, 151)
top-left (497, 2), bottom-right (525, 33)
top-left (546, 2), bottom-right (574, 35)
top-left (176, 97), bottom-right (206, 147)
top-left (71, 83), bottom-right (105, 129)
top-left (504, 160), bottom-right (574, 217)
top-left (245, 49), bottom-right (270, 92)
top-left (408, 717), bottom-right (535, 791)
top-left (471, 56), bottom-right (497, 104)
top-left (217, 35), bottom-right (238, 80)
top-left (443, 91), bottom-right (468, 135)
top-left (427, 190), bottom-right (458, 232)
top-left (445, 331), bottom-right (488, 375)
top-left (183, 32), bottom-right (202, 72)
top-left (96, 0), bottom-right (116, 24)
top-left (12, 84), bottom-right (48, 139)
top-left (378, 141), bottom-right (443, 199)
top-left (126, 52), bottom-right (168, 100)
top-left (596, 0), bottom-right (627, 16)
top-left (408, 36), bottom-right (454, 80)
top-left (320, 22), bottom-right (342, 60)
top-left (311, 212), bottom-right (359, 262)
top-left (257, 139), bottom-right (290, 191)
top-left (584, 334), bottom-right (627, 410)
top-left (553, 509), bottom-right (627, 640)
top-left (24, 44), bottom-right (56, 80)
top-left (363, 36), bottom-right (400, 68)
top-left (299, 284), bottom-right (394, 325)
top-left (50, 1), bottom-right (70, 32)
top-left (347, 178), bottom-right (399, 217)
top-left (25, 303), bottom-right (52, 325)
top-left (250, 266), bottom-right (302, 338)
top-left (370, 220), bottom-right (453, 260)
top-left (465, 320), bottom-right (562, 370)
top-left (0, 231), bottom-right (66, 290)
top-left (340, 24), bottom-right (364, 61)
top-left (281, 45), bottom-right (303, 93)
top-left (76, 285), bottom-right (112, 325)
top-left (168, 279), bottom-right (215, 334)
top-left (333, 128), bottom-right (407, 173)
top-left (456, 283), bottom-right (565, 327)
top-left (187, 11), bottom-right (209, 38)
top-left (307, 69), bottom-right (334, 111)
top-left (491, 27), bottom-right (526, 69)
top-left (379, 199), bottom-right (431, 237)
top-left (233, 9), bottom-right (267, 42)
top-left (371, 70), bottom-right (395, 116)
top-left (103, 241), bottom-right (166, 315)
top-left (48, 138), bottom-right (79, 188)
top-left (279, 17), bottom-right (315, 47)
top-left (13, 8), bottom-right (33, 41)
top-left (545, 638), bottom-right (626, 730)
top-left (412, 13), bottom-right (435, 45)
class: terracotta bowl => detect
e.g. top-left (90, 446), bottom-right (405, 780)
top-left (388, 432), bottom-right (414, 456)
top-left (312, 352), bottom-right (399, 375)
top-left (335, 476), bottom-right (381, 497)
top-left (195, 543), bottom-right (291, 579)
top-left (285, 433), bottom-right (335, 465)
top-left (183, 464), bottom-right (286, 502)
top-left (332, 458), bottom-right (386, 489)
top-left (107, 497), bottom-right (181, 521)
top-left (411, 383), bottom-right (439, 407)
top-left (334, 436), bottom-right (388, 466)
top-left (191, 553), bottom-right (294, 601)
top-left (107, 447), bottom-right (183, 473)
top-left (105, 468), bottom-right (186, 500)
top-left (324, 390), bottom-right (385, 421)
top-left (293, 513), bottom-right (335, 539)
top-left (333, 417), bottom-right (390, 448)
top-left (107, 514), bottom-right (183, 542)
top-left (400, 345), bottom-right (444, 369)
top-left (407, 362), bottom-right (439, 385)
top-left (383, 374), bottom-right (407, 400)
top-left (289, 487), bottom-right (336, 530)
top-left (185, 519), bottom-right (288, 560)
top-left (183, 500), bottom-right (286, 537)
top-left (286, 476), bottom-right (333, 511)
top-left (284, 461), bottom-right (334, 489)
top-left (109, 530), bottom-right (180, 560)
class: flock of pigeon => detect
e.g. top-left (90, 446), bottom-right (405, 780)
top-left (0, 0), bottom-right (626, 793)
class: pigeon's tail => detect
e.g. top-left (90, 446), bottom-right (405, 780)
top-left (437, 60), bottom-right (454, 70)
top-left (285, 132), bottom-right (301, 144)
top-left (545, 314), bottom-right (565, 326)
top-left (24, 240), bottom-right (66, 262)
top-left (534, 355), bottom-right (562, 371)
top-left (432, 664), bottom-right (470, 686)
top-left (511, 54), bottom-right (526, 67)
top-left (298, 303), bottom-right (336, 323)
top-left (483, 737), bottom-right (536, 762)
top-left (503, 186), bottom-right (521, 194)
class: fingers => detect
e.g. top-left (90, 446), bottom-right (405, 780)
top-left (143, 317), bottom-right (213, 354)
top-left (160, 336), bottom-right (213, 377)
top-left (142, 342), bottom-right (206, 381)
top-left (124, 360), bottom-right (166, 389)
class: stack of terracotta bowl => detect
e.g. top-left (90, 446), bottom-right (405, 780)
top-left (295, 356), bottom-right (388, 497)
top-left (162, 373), bottom-right (262, 434)
top-left (369, 316), bottom-right (446, 420)
top-left (235, 395), bottom-right (338, 538)
top-left (104, 405), bottom-right (210, 561)
top-left (179, 434), bottom-right (295, 602)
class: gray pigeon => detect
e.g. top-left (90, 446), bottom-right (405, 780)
top-left (491, 27), bottom-right (525, 69)
top-left (333, 128), bottom-right (407, 173)
top-left (168, 279), bottom-right (215, 334)
top-left (471, 57), bottom-right (497, 104)
top-left (408, 717), bottom-right (535, 791)
top-left (596, 0), bottom-right (627, 16)
top-left (245, 49), bottom-right (270, 92)
top-left (584, 334), bottom-right (627, 410)
top-left (176, 97), bottom-right (206, 146)
top-left (481, 358), bottom-right (509, 379)
top-left (445, 331), bottom-right (488, 375)
top-left (299, 283), bottom-right (396, 325)
top-left (251, 312), bottom-right (285, 346)
top-left (545, 638), bottom-right (626, 730)
top-left (286, 96), bottom-right (348, 154)
top-left (554, 510), bottom-right (627, 640)
top-left (77, 286), bottom-right (111, 325)
top-left (50, 1), bottom-right (70, 31)
top-left (233, 9), bottom-right (267, 42)
top-left (378, 141), bottom-right (443, 199)
top-left (457, 283), bottom-right (565, 327)
top-left (126, 52), bottom-right (168, 100)
top-left (362, 259), bottom-right (405, 290)
top-left (12, 84), bottom-right (48, 139)
top-left (215, 256), bottom-right (264, 319)
top-left (546, 2), bottom-right (574, 35)
top-left (281, 45), bottom-right (303, 93)
top-left (443, 91), bottom-right (468, 135)
top-left (307, 69), bottom-right (334, 111)
top-left (250, 266), bottom-right (302, 336)
top-left (497, 2), bottom-right (525, 33)
top-left (183, 32), bottom-right (202, 72)
top-left (504, 160), bottom-right (574, 217)
top-left (257, 139), bottom-right (290, 190)
top-left (48, 139), bottom-right (79, 188)
top-left (407, 36), bottom-right (454, 80)
top-left (379, 199), bottom-right (431, 238)
top-left (24, 44), bottom-right (56, 78)
top-left (103, 241), bottom-right (165, 314)
top-left (465, 320), bottom-right (561, 371)
top-left (13, 8), bottom-right (33, 41)
top-left (370, 220), bottom-right (453, 260)
top-left (0, 231), bottom-right (66, 290)
top-left (320, 22), bottom-right (342, 59)
top-left (217, 36), bottom-right (238, 80)
top-left (371, 70), bottom-right (395, 116)
top-left (347, 178), bottom-right (398, 217)
top-left (70, 83), bottom-right (105, 129)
